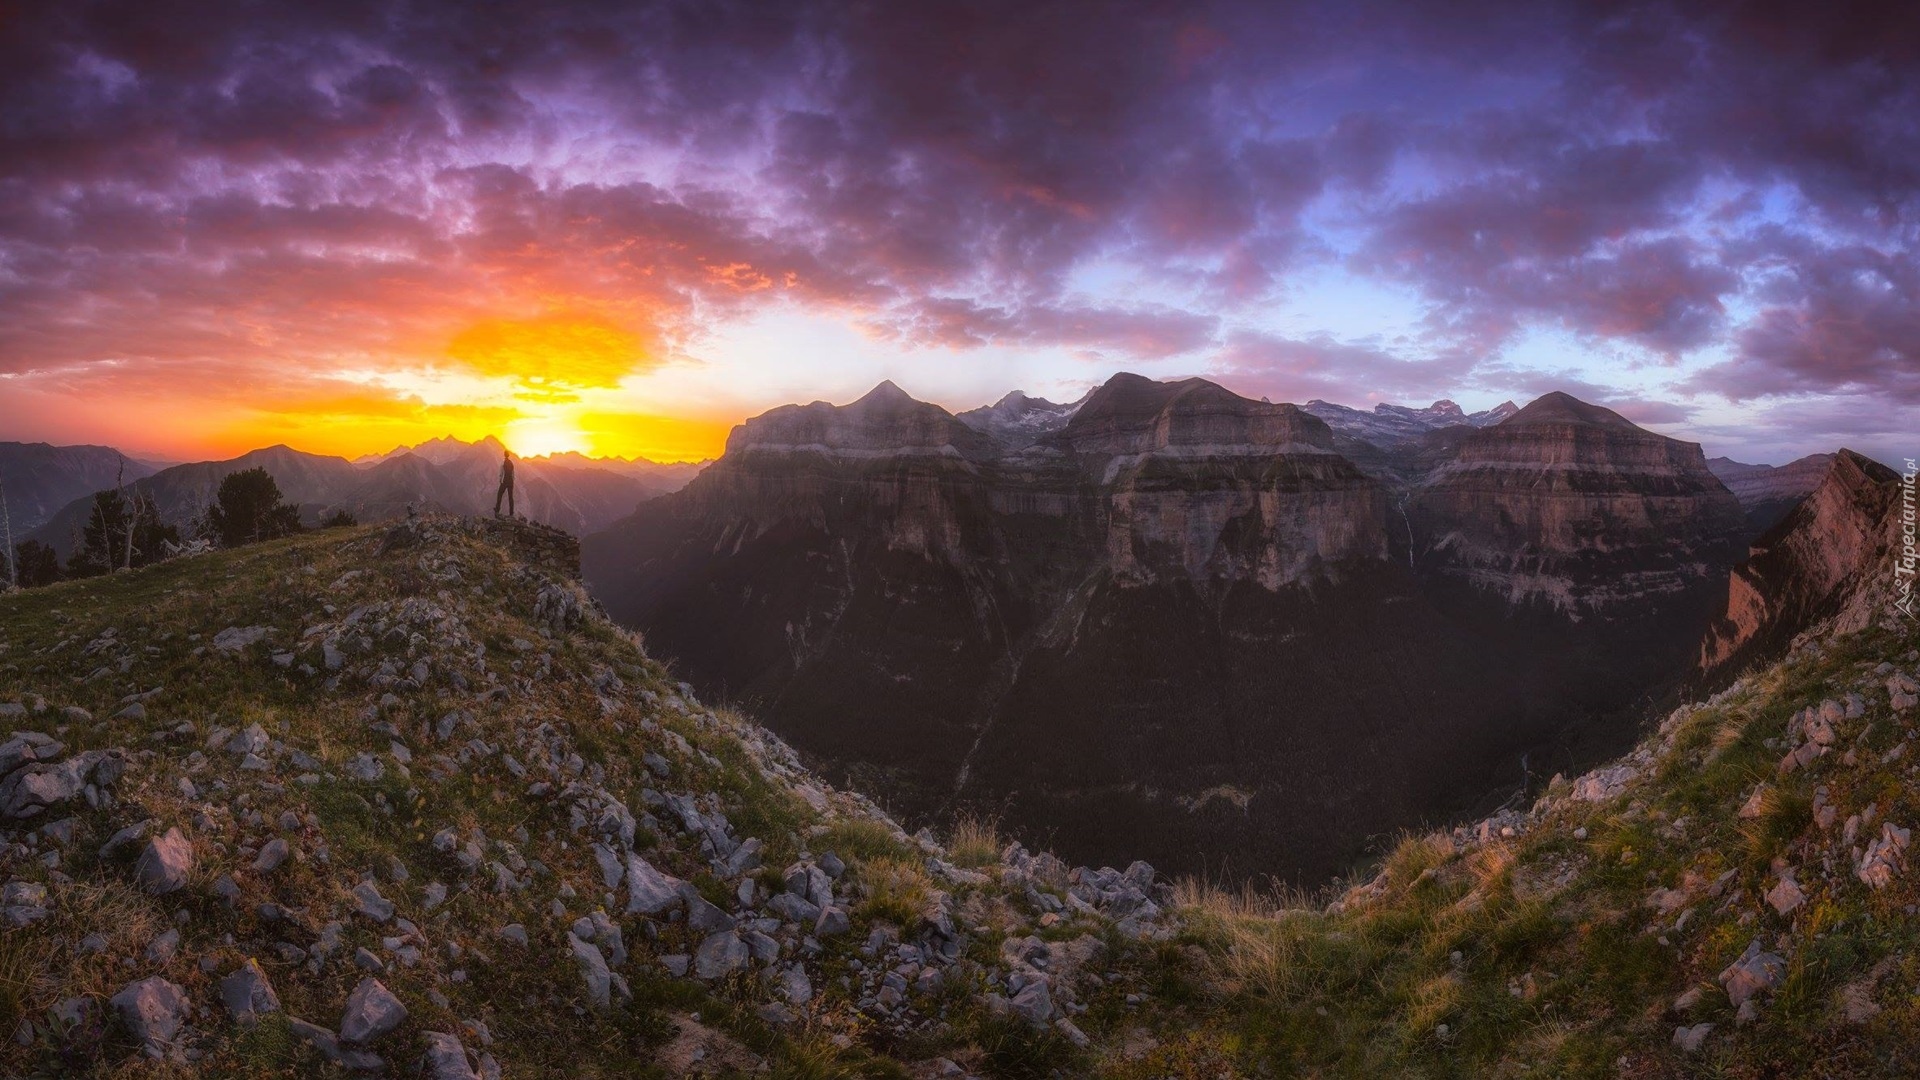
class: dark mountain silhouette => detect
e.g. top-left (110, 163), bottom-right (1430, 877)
top-left (0, 442), bottom-right (158, 534)
top-left (26, 437), bottom-right (690, 556)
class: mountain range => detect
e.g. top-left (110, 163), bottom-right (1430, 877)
top-left (0, 442), bottom-right (159, 535)
top-left (580, 373), bottom-right (1859, 881)
top-left (18, 437), bottom-right (701, 558)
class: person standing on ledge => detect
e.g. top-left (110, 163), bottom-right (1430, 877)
top-left (494, 448), bottom-right (516, 518)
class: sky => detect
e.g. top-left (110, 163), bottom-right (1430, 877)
top-left (1, 1), bottom-right (1916, 466)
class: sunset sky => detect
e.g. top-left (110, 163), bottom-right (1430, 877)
top-left (2, 1), bottom-right (1916, 465)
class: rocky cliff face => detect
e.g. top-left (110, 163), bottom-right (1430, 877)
top-left (1708, 453), bottom-right (1837, 539)
top-left (1699, 450), bottom-right (1901, 673)
top-left (1409, 391), bottom-right (1747, 615)
top-left (585, 377), bottom-right (1759, 882)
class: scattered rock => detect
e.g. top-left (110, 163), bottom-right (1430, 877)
top-left (625, 854), bottom-right (685, 915)
top-left (568, 932), bottom-right (613, 1009)
top-left (340, 977), bottom-right (408, 1044)
top-left (253, 837), bottom-right (291, 874)
top-left (290, 1017), bottom-right (387, 1071)
top-left (112, 976), bottom-right (191, 1055)
top-left (133, 827), bottom-right (195, 894)
top-left (1765, 870), bottom-right (1805, 916)
top-left (1672, 1023), bottom-right (1714, 1053)
top-left (220, 958), bottom-right (282, 1024)
top-left (213, 625), bottom-right (271, 652)
top-left (422, 1031), bottom-right (481, 1080)
top-left (1719, 940), bottom-right (1786, 1008)
top-left (694, 930), bottom-right (751, 980)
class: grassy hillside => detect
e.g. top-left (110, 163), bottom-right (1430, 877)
top-left (1, 516), bottom-right (1915, 1078)
top-left (0, 519), bottom-right (1177, 1078)
top-left (1162, 615), bottom-right (1920, 1077)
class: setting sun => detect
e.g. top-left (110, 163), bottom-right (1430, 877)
top-left (503, 414), bottom-right (589, 457)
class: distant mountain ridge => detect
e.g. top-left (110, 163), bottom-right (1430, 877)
top-left (1708, 453), bottom-right (1838, 538)
top-left (1302, 396), bottom-right (1518, 445)
top-left (25, 436), bottom-right (701, 557)
top-left (0, 442), bottom-right (158, 534)
top-left (583, 374), bottom-right (1755, 880)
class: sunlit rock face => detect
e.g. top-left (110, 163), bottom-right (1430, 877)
top-left (1708, 453), bottom-right (1839, 539)
top-left (1701, 450), bottom-right (1902, 673)
top-left (1409, 392), bottom-right (1748, 615)
top-left (585, 378), bottom-right (1752, 882)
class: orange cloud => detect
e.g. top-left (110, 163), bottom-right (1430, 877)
top-left (446, 314), bottom-right (653, 398)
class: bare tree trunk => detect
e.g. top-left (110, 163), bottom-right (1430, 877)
top-left (0, 477), bottom-right (14, 589)
top-left (117, 454), bottom-right (135, 572)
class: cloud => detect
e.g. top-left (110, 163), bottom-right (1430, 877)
top-left (0, 0), bottom-right (1916, 455)
top-left (1210, 330), bottom-right (1478, 405)
top-left (872, 298), bottom-right (1220, 359)
top-left (446, 314), bottom-right (653, 398)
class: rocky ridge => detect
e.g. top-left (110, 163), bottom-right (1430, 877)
top-left (1709, 453), bottom-right (1839, 539)
top-left (1700, 450), bottom-right (1903, 674)
top-left (0, 516), bottom-right (1178, 1077)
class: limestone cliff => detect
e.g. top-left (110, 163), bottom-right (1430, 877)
top-left (1409, 391), bottom-right (1747, 614)
top-left (1700, 449), bottom-right (1900, 673)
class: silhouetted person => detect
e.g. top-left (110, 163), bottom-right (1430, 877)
top-left (494, 449), bottom-right (516, 518)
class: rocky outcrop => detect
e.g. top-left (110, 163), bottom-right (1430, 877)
top-left (1408, 391), bottom-right (1746, 615)
top-left (1708, 453), bottom-right (1837, 539)
top-left (1699, 450), bottom-right (1900, 673)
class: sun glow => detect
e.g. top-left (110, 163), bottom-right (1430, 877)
top-left (504, 414), bottom-right (589, 457)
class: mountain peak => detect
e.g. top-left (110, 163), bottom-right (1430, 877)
top-left (854, 379), bottom-right (917, 408)
top-left (1503, 391), bottom-right (1640, 430)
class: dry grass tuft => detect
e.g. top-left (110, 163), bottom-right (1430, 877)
top-left (947, 812), bottom-right (1004, 869)
top-left (855, 857), bottom-right (933, 927)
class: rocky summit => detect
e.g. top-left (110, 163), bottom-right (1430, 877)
top-left (584, 377), bottom-right (1752, 882)
top-left (3, 468), bottom-right (1918, 1075)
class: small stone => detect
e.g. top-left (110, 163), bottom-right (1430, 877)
top-left (568, 932), bottom-right (612, 1010)
top-left (253, 838), bottom-right (291, 874)
top-left (1764, 871), bottom-right (1805, 916)
top-left (814, 906), bottom-right (850, 937)
top-left (134, 828), bottom-right (195, 894)
top-left (1719, 940), bottom-right (1786, 1008)
top-left (146, 928), bottom-right (181, 964)
top-left (340, 977), bottom-right (408, 1044)
top-left (1672, 1023), bottom-right (1713, 1053)
top-left (219, 959), bottom-right (282, 1024)
top-left (625, 854), bottom-right (685, 916)
top-left (352, 881), bottom-right (395, 922)
top-left (422, 1031), bottom-right (480, 1080)
top-left (694, 930), bottom-right (751, 980)
top-left (498, 924), bottom-right (528, 947)
top-left (289, 1018), bottom-right (387, 1071)
top-left (112, 976), bottom-right (191, 1054)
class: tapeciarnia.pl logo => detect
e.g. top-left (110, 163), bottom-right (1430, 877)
top-left (1898, 457), bottom-right (1916, 619)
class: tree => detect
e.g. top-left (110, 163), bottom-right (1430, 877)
top-left (66, 490), bottom-right (178, 576)
top-left (207, 467), bottom-right (303, 547)
top-left (321, 508), bottom-right (358, 528)
top-left (12, 540), bottom-right (59, 588)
